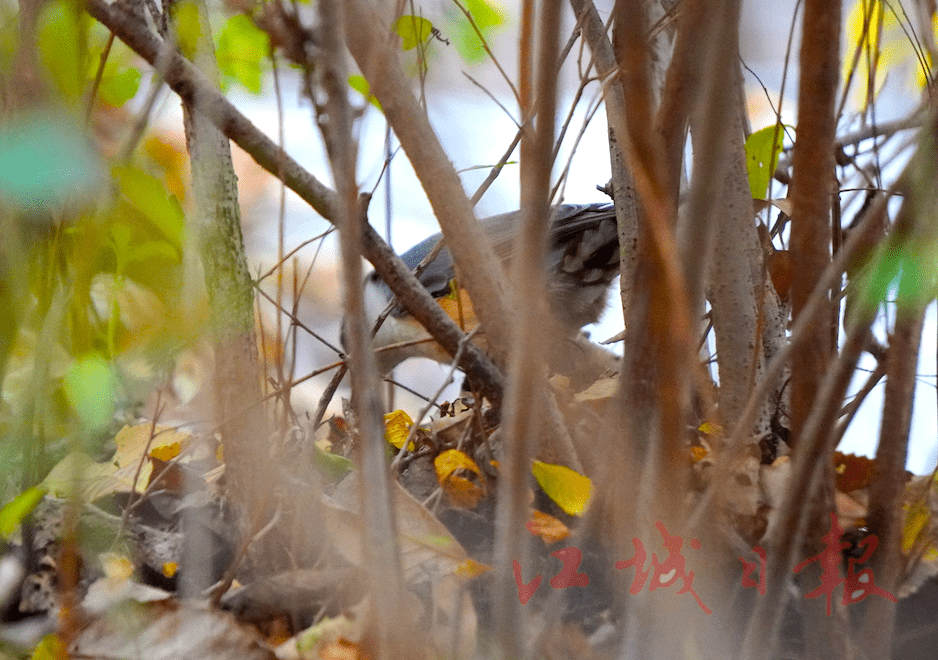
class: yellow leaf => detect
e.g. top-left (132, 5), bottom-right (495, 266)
top-left (455, 558), bottom-right (491, 578)
top-left (43, 451), bottom-right (151, 502)
top-left (30, 633), bottom-right (66, 660)
top-left (150, 442), bottom-right (181, 462)
top-left (114, 424), bottom-right (191, 468)
top-left (435, 449), bottom-right (484, 508)
top-left (174, 1), bottom-right (202, 59)
top-left (574, 377), bottom-right (618, 403)
top-left (531, 461), bottom-right (592, 516)
top-left (162, 562), bottom-right (178, 578)
top-left (384, 410), bottom-right (415, 450)
top-left (101, 552), bottom-right (134, 581)
top-left (434, 448), bottom-right (481, 479)
top-left (526, 509), bottom-right (570, 543)
top-left (902, 497), bottom-right (930, 554)
top-left (698, 421), bottom-right (723, 437)
top-left (319, 638), bottom-right (361, 660)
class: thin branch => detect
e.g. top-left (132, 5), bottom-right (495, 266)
top-left (84, 0), bottom-right (504, 407)
top-left (391, 326), bottom-right (479, 472)
top-left (450, 0), bottom-right (521, 104)
top-left (255, 286), bottom-right (343, 355)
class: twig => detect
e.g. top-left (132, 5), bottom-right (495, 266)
top-left (313, 363), bottom-right (347, 428)
top-left (120, 393), bottom-right (166, 531)
top-left (450, 0), bottom-right (521, 104)
top-left (83, 0), bottom-right (504, 406)
top-left (462, 71), bottom-right (520, 127)
top-left (391, 327), bottom-right (479, 471)
top-left (206, 502), bottom-right (282, 605)
top-left (255, 286), bottom-right (343, 355)
top-left (86, 32), bottom-right (115, 125)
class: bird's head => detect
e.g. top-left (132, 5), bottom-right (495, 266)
top-left (342, 202), bottom-right (620, 373)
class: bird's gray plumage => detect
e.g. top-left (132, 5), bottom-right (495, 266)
top-left (360, 202), bottom-right (620, 371)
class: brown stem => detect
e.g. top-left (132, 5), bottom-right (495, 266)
top-left (343, 0), bottom-right (512, 362)
top-left (83, 0), bottom-right (504, 407)
top-left (788, 0), bottom-right (841, 445)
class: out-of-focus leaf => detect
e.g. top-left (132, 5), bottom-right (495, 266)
top-left (286, 613), bottom-right (362, 660)
top-left (745, 125), bottom-right (786, 200)
top-left (752, 198), bottom-right (793, 217)
top-left (698, 421), bottom-right (723, 437)
top-left (0, 113), bottom-right (105, 210)
top-left (856, 243), bottom-right (938, 317)
top-left (348, 74), bottom-right (381, 110)
top-left (217, 14), bottom-right (270, 93)
top-left (114, 166), bottom-right (185, 251)
top-left (525, 510), bottom-right (570, 544)
top-left (384, 410), bottom-right (415, 450)
top-left (43, 451), bottom-right (152, 502)
top-left (113, 424), bottom-right (191, 468)
top-left (97, 65), bottom-right (141, 107)
top-left (37, 0), bottom-right (85, 101)
top-left (322, 479), bottom-right (477, 653)
top-left (312, 444), bottom-right (354, 481)
top-left (842, 0), bottom-right (931, 107)
top-left (532, 460), bottom-right (592, 516)
top-left (452, 0), bottom-right (506, 64)
top-left (395, 15), bottom-right (433, 51)
top-left (574, 376), bottom-right (617, 403)
top-left (31, 634), bottom-right (67, 660)
top-left (455, 558), bottom-right (491, 578)
top-left (174, 1), bottom-right (202, 59)
top-left (435, 449), bottom-right (484, 508)
top-left (0, 486), bottom-right (48, 539)
top-left (833, 451), bottom-right (877, 492)
top-left (435, 449), bottom-right (480, 480)
top-left (64, 354), bottom-right (115, 431)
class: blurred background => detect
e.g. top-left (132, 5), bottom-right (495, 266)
top-left (141, 0), bottom-right (937, 474)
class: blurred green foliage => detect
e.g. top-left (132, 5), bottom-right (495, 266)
top-left (450, 0), bottom-right (506, 64)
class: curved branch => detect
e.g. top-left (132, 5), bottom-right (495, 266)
top-left (83, 0), bottom-right (504, 405)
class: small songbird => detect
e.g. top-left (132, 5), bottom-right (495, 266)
top-left (357, 202), bottom-right (620, 373)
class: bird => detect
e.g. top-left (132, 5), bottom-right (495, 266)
top-left (357, 202), bottom-right (621, 374)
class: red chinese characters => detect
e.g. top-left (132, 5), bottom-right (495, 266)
top-left (793, 513), bottom-right (897, 615)
top-left (513, 546), bottom-right (589, 605)
top-left (615, 521), bottom-right (711, 614)
top-left (739, 545), bottom-right (767, 595)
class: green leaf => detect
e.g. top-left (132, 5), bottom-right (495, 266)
top-left (452, 0), bottom-right (506, 64)
top-left (532, 460), bottom-right (592, 516)
top-left (0, 486), bottom-right (47, 539)
top-left (114, 166), bottom-right (185, 252)
top-left (312, 445), bottom-right (354, 481)
top-left (63, 354), bottom-right (115, 431)
top-left (30, 633), bottom-right (67, 660)
top-left (37, 0), bottom-right (85, 102)
top-left (745, 125), bottom-right (786, 200)
top-left (893, 244), bottom-right (938, 309)
top-left (42, 450), bottom-right (152, 502)
top-left (97, 65), bottom-right (142, 107)
top-left (174, 1), bottom-right (202, 59)
top-left (852, 242), bottom-right (938, 318)
top-left (217, 14), bottom-right (270, 93)
top-left (395, 15), bottom-right (433, 51)
top-left (349, 75), bottom-right (382, 110)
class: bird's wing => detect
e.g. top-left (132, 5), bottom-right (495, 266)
top-left (410, 202), bottom-right (618, 296)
